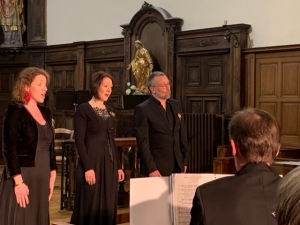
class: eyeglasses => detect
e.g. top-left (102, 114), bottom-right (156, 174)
top-left (152, 83), bottom-right (171, 89)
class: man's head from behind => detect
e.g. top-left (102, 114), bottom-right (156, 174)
top-left (229, 108), bottom-right (281, 171)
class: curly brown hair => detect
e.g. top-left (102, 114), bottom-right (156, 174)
top-left (13, 67), bottom-right (51, 103)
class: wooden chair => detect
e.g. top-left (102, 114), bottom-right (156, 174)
top-left (54, 128), bottom-right (74, 156)
top-left (54, 128), bottom-right (74, 174)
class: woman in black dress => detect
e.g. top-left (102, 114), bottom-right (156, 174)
top-left (71, 71), bottom-right (125, 225)
top-left (0, 67), bottom-right (57, 225)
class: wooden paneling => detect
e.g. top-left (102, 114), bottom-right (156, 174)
top-left (47, 65), bottom-right (77, 110)
top-left (0, 67), bottom-right (26, 93)
top-left (85, 39), bottom-right (125, 109)
top-left (52, 110), bottom-right (75, 130)
top-left (27, 0), bottom-right (47, 46)
top-left (175, 24), bottom-right (250, 114)
top-left (244, 45), bottom-right (300, 147)
top-left (257, 58), bottom-right (300, 146)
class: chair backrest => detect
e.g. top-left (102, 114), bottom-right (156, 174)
top-left (54, 128), bottom-right (74, 155)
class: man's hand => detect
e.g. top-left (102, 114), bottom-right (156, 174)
top-left (85, 169), bottom-right (96, 185)
top-left (149, 170), bottom-right (162, 177)
top-left (118, 169), bottom-right (125, 182)
top-left (183, 166), bottom-right (187, 173)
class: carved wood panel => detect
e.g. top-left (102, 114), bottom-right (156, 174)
top-left (121, 2), bottom-right (183, 89)
top-left (46, 64), bottom-right (77, 110)
top-left (177, 54), bottom-right (227, 114)
top-left (0, 67), bottom-right (25, 93)
top-left (254, 55), bottom-right (300, 147)
top-left (27, 0), bottom-right (47, 46)
top-left (52, 110), bottom-right (75, 130)
top-left (175, 24), bottom-right (250, 115)
top-left (185, 94), bottom-right (222, 114)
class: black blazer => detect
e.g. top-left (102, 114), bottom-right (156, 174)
top-left (190, 163), bottom-right (281, 225)
top-left (134, 96), bottom-right (189, 176)
top-left (2, 103), bottom-right (57, 178)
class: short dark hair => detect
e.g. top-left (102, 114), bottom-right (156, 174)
top-left (148, 71), bottom-right (166, 87)
top-left (276, 166), bottom-right (300, 225)
top-left (89, 71), bottom-right (114, 99)
top-left (228, 108), bottom-right (281, 164)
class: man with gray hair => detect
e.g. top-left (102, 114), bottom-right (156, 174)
top-left (190, 108), bottom-right (282, 225)
top-left (134, 71), bottom-right (189, 177)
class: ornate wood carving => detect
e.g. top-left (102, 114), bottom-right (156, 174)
top-left (175, 24), bottom-right (250, 115)
top-left (121, 2), bottom-right (183, 92)
top-left (29, 47), bottom-right (45, 68)
top-left (188, 39), bottom-right (220, 47)
top-left (27, 0), bottom-right (47, 46)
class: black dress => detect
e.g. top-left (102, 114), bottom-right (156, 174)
top-left (0, 122), bottom-right (53, 225)
top-left (70, 103), bottom-right (121, 225)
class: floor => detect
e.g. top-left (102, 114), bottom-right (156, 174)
top-left (0, 164), bottom-right (130, 225)
top-left (51, 170), bottom-right (131, 225)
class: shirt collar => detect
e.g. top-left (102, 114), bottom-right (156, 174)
top-left (150, 95), bottom-right (170, 105)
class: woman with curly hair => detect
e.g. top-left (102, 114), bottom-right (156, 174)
top-left (0, 67), bottom-right (57, 225)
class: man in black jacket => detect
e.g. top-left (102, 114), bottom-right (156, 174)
top-left (190, 108), bottom-right (282, 225)
top-left (134, 71), bottom-right (189, 177)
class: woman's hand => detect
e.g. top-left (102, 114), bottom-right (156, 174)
top-left (85, 169), bottom-right (96, 185)
top-left (14, 182), bottom-right (29, 208)
top-left (118, 169), bottom-right (125, 182)
top-left (49, 170), bottom-right (56, 201)
top-left (13, 174), bottom-right (29, 207)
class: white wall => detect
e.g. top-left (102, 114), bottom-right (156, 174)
top-left (47, 0), bottom-right (300, 48)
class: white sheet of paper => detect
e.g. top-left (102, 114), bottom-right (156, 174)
top-left (130, 177), bottom-right (171, 225)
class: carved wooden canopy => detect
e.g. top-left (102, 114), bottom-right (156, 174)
top-left (120, 1), bottom-right (183, 85)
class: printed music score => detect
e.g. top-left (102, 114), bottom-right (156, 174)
top-left (130, 173), bottom-right (232, 225)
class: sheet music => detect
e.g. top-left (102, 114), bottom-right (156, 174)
top-left (171, 173), bottom-right (233, 225)
top-left (130, 174), bottom-right (233, 225)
